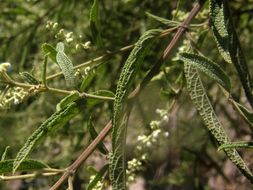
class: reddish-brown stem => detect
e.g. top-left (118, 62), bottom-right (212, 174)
top-left (50, 121), bottom-right (112, 190)
top-left (50, 1), bottom-right (206, 189)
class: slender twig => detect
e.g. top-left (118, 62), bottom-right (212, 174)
top-left (50, 121), bottom-right (112, 190)
top-left (0, 171), bottom-right (62, 181)
top-left (46, 28), bottom-right (178, 81)
top-left (68, 175), bottom-right (74, 190)
top-left (2, 76), bottom-right (114, 101)
top-left (50, 1), bottom-right (206, 189)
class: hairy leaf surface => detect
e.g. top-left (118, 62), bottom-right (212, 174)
top-left (1, 159), bottom-right (49, 174)
top-left (180, 53), bottom-right (231, 91)
top-left (20, 72), bottom-right (39, 85)
top-left (110, 29), bottom-right (161, 190)
top-left (184, 63), bottom-right (253, 183)
top-left (56, 91), bottom-right (80, 111)
top-left (56, 42), bottom-right (76, 87)
top-left (218, 141), bottom-right (253, 151)
top-left (209, 0), bottom-right (253, 107)
top-left (13, 102), bottom-right (80, 172)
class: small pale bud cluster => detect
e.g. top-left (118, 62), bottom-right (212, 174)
top-left (0, 62), bottom-right (11, 74)
top-left (74, 66), bottom-right (92, 79)
top-left (75, 41), bottom-right (92, 51)
top-left (170, 6), bottom-right (208, 62)
top-left (155, 108), bottom-right (169, 122)
top-left (46, 21), bottom-right (92, 51)
top-left (196, 9), bottom-right (209, 20)
top-left (0, 87), bottom-right (29, 109)
top-left (46, 21), bottom-right (58, 30)
top-left (172, 39), bottom-right (190, 61)
top-left (127, 158), bottom-right (142, 183)
top-left (84, 66), bottom-right (91, 75)
top-left (171, 10), bottom-right (188, 22)
top-left (127, 109), bottom-right (170, 184)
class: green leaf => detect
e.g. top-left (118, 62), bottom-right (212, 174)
top-left (87, 118), bottom-right (108, 155)
top-left (56, 91), bottom-right (80, 111)
top-left (13, 102), bottom-right (80, 172)
top-left (231, 100), bottom-right (253, 126)
top-left (90, 0), bottom-right (102, 47)
top-left (20, 72), bottom-right (39, 85)
top-left (218, 141), bottom-right (253, 151)
top-left (146, 12), bottom-right (179, 27)
top-left (56, 42), bottom-right (76, 87)
top-left (184, 62), bottom-right (253, 182)
top-left (179, 53), bottom-right (231, 92)
top-left (41, 43), bottom-right (57, 63)
top-left (110, 29), bottom-right (161, 190)
top-left (1, 146), bottom-right (10, 161)
top-left (87, 90), bottom-right (115, 106)
top-left (80, 71), bottom-right (96, 92)
top-left (0, 159), bottom-right (49, 174)
top-left (87, 164), bottom-right (109, 190)
top-left (209, 0), bottom-right (253, 107)
top-left (42, 54), bottom-right (48, 86)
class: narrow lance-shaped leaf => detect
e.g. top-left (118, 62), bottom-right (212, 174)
top-left (90, 0), bottom-right (102, 47)
top-left (231, 100), bottom-right (253, 127)
top-left (87, 118), bottom-right (108, 155)
top-left (56, 91), bottom-right (80, 111)
top-left (41, 43), bottom-right (57, 63)
top-left (183, 62), bottom-right (253, 183)
top-left (209, 0), bottom-right (253, 108)
top-left (1, 146), bottom-right (10, 161)
top-left (87, 164), bottom-right (109, 190)
top-left (87, 90), bottom-right (115, 107)
top-left (42, 54), bottom-right (48, 87)
top-left (20, 72), bottom-right (39, 85)
top-left (13, 102), bottom-right (80, 172)
top-left (56, 42), bottom-right (76, 87)
top-left (179, 53), bottom-right (253, 130)
top-left (1, 159), bottom-right (49, 174)
top-left (110, 29), bottom-right (162, 190)
top-left (146, 12), bottom-right (179, 27)
top-left (179, 53), bottom-right (231, 92)
top-left (218, 141), bottom-right (253, 151)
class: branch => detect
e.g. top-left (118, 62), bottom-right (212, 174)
top-left (45, 27), bottom-right (178, 81)
top-left (50, 1), bottom-right (206, 189)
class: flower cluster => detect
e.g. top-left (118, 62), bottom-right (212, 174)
top-left (46, 21), bottom-right (91, 51)
top-left (0, 87), bottom-right (29, 109)
top-left (127, 109), bottom-right (170, 184)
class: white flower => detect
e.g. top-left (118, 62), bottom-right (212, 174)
top-left (164, 132), bottom-right (169, 137)
top-left (162, 115), bottom-right (169, 122)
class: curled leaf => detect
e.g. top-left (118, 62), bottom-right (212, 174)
top-left (179, 52), bottom-right (231, 92)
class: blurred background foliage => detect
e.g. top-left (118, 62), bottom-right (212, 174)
top-left (1, 0), bottom-right (253, 189)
